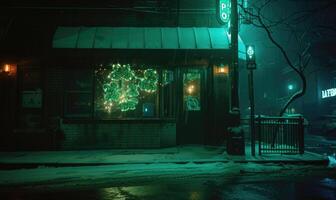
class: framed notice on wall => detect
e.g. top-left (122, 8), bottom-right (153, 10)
top-left (22, 89), bottom-right (42, 108)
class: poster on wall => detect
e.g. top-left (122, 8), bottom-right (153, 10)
top-left (22, 89), bottom-right (42, 108)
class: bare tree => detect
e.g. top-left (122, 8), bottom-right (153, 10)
top-left (239, 0), bottom-right (336, 116)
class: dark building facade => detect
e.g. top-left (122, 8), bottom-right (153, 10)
top-left (0, 0), bottom-right (246, 150)
top-left (277, 57), bottom-right (336, 136)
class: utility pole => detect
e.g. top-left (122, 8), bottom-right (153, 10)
top-left (230, 0), bottom-right (240, 124)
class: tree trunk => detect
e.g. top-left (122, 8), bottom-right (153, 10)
top-left (279, 71), bottom-right (307, 116)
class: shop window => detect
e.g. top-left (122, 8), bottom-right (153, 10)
top-left (94, 64), bottom-right (159, 119)
top-left (161, 69), bottom-right (176, 118)
top-left (64, 69), bottom-right (93, 118)
top-left (183, 70), bottom-right (201, 111)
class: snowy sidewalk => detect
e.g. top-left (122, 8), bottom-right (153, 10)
top-left (0, 145), bottom-right (328, 168)
top-left (1, 161), bottom-right (334, 190)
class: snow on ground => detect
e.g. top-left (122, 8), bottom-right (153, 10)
top-left (0, 146), bottom-right (226, 164)
top-left (0, 161), bottom-right (333, 190)
top-left (328, 154), bottom-right (336, 168)
top-left (0, 144), bottom-right (327, 165)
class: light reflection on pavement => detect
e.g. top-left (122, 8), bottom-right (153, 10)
top-left (1, 178), bottom-right (336, 200)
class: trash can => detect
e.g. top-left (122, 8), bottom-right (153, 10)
top-left (227, 127), bottom-right (245, 155)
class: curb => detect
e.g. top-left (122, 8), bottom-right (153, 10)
top-left (0, 158), bottom-right (329, 170)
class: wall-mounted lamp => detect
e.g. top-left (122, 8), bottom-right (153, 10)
top-left (214, 64), bottom-right (229, 75)
top-left (1, 64), bottom-right (17, 75)
top-left (4, 64), bottom-right (10, 73)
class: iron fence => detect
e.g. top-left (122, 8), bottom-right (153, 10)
top-left (255, 116), bottom-right (304, 155)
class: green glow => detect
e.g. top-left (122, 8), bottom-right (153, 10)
top-left (247, 46), bottom-right (254, 59)
top-left (162, 70), bottom-right (173, 86)
top-left (139, 69), bottom-right (158, 93)
top-left (102, 64), bottom-right (158, 112)
top-left (183, 71), bottom-right (201, 111)
top-left (219, 0), bottom-right (231, 24)
top-left (184, 72), bottom-right (200, 82)
top-left (288, 84), bottom-right (294, 90)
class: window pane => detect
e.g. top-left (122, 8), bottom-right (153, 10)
top-left (64, 91), bottom-right (92, 117)
top-left (64, 69), bottom-right (93, 118)
top-left (162, 69), bottom-right (175, 117)
top-left (183, 70), bottom-right (201, 111)
top-left (95, 64), bottom-right (159, 119)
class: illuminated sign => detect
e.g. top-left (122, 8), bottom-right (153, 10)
top-left (218, 0), bottom-right (231, 24)
top-left (322, 88), bottom-right (336, 99)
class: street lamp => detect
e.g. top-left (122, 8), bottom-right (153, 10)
top-left (246, 45), bottom-right (256, 69)
top-left (246, 44), bottom-right (257, 156)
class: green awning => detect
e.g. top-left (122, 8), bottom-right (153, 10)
top-left (53, 27), bottom-right (246, 59)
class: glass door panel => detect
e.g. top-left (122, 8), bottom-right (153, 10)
top-left (183, 70), bottom-right (201, 111)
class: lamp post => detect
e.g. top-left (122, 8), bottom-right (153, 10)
top-left (246, 45), bottom-right (256, 156)
top-left (217, 0), bottom-right (240, 122)
top-left (231, 0), bottom-right (240, 122)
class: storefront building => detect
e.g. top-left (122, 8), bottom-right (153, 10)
top-left (0, 0), bottom-right (246, 150)
top-left (313, 69), bottom-right (336, 135)
top-left (47, 27), bottom-right (246, 149)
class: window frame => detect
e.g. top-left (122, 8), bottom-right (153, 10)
top-left (62, 65), bottom-right (177, 121)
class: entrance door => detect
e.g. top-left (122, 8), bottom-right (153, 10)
top-left (177, 67), bottom-right (207, 145)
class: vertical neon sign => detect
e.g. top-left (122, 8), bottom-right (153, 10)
top-left (218, 0), bottom-right (231, 24)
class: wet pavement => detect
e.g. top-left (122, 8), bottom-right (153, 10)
top-left (1, 177), bottom-right (336, 200)
top-left (0, 134), bottom-right (335, 199)
top-left (305, 134), bottom-right (336, 155)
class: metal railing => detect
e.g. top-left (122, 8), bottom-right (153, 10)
top-left (255, 116), bottom-right (304, 155)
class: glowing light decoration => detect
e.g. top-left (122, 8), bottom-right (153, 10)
top-left (101, 63), bottom-right (158, 112)
top-left (184, 71), bottom-right (201, 111)
top-left (187, 85), bottom-right (195, 94)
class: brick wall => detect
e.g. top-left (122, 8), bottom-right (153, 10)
top-left (60, 122), bottom-right (176, 150)
top-left (44, 66), bottom-right (177, 150)
top-left (45, 66), bottom-right (63, 118)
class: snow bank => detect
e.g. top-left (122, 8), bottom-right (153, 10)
top-left (328, 153), bottom-right (336, 168)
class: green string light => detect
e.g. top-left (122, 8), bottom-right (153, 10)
top-left (101, 64), bottom-right (158, 112)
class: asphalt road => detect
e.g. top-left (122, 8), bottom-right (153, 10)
top-left (0, 161), bottom-right (335, 200)
top-left (1, 173), bottom-right (335, 200)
